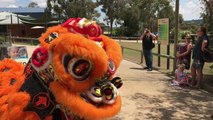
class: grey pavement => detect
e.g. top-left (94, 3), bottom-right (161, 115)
top-left (113, 60), bottom-right (213, 120)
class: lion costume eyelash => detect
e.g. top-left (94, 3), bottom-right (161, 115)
top-left (0, 18), bottom-right (123, 120)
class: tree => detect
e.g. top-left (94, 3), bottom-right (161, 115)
top-left (97, 0), bottom-right (128, 36)
top-left (47, 0), bottom-right (99, 22)
top-left (200, 0), bottom-right (213, 34)
top-left (119, 0), bottom-right (140, 36)
top-left (117, 0), bottom-right (177, 36)
top-left (28, 2), bottom-right (39, 8)
top-left (128, 0), bottom-right (177, 32)
top-left (97, 0), bottom-right (180, 37)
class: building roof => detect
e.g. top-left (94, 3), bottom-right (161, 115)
top-left (0, 8), bottom-right (60, 25)
top-left (0, 12), bottom-right (23, 25)
top-left (0, 8), bottom-right (45, 13)
top-left (0, 8), bottom-right (45, 18)
top-left (0, 11), bottom-right (60, 25)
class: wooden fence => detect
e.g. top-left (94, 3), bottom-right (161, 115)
top-left (11, 36), bottom-right (39, 45)
top-left (121, 43), bottom-right (175, 72)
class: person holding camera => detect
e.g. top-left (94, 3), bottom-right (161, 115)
top-left (140, 28), bottom-right (156, 71)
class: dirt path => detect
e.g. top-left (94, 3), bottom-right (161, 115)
top-left (113, 60), bottom-right (213, 120)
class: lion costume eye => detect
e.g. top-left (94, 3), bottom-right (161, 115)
top-left (44, 32), bottom-right (59, 44)
top-left (62, 54), bottom-right (92, 81)
top-left (107, 59), bottom-right (116, 75)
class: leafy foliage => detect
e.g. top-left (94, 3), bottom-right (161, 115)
top-left (28, 2), bottom-right (39, 8)
top-left (47, 0), bottom-right (99, 21)
top-left (200, 0), bottom-right (213, 34)
top-left (46, 0), bottom-right (186, 37)
top-left (97, 0), bottom-right (129, 36)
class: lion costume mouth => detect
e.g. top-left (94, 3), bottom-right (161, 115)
top-left (50, 80), bottom-right (122, 120)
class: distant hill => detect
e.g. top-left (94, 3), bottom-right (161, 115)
top-left (183, 19), bottom-right (203, 25)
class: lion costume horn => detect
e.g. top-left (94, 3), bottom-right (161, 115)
top-left (0, 18), bottom-right (123, 120)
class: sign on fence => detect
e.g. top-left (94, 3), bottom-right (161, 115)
top-left (0, 46), bottom-right (29, 64)
top-left (158, 18), bottom-right (169, 42)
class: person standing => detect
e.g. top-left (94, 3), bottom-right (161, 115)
top-left (140, 28), bottom-right (156, 71)
top-left (191, 27), bottom-right (209, 88)
top-left (176, 35), bottom-right (193, 69)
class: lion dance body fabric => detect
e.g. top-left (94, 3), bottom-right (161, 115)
top-left (0, 18), bottom-right (123, 120)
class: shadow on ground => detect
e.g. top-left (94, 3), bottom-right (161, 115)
top-left (129, 88), bottom-right (213, 120)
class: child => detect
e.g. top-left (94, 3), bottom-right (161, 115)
top-left (171, 64), bottom-right (189, 86)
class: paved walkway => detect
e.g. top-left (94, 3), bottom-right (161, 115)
top-left (113, 60), bottom-right (213, 120)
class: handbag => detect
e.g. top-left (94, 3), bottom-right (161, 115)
top-left (152, 42), bottom-right (155, 49)
top-left (203, 48), bottom-right (213, 62)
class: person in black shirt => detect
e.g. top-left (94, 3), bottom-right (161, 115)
top-left (140, 28), bottom-right (156, 71)
top-left (191, 27), bottom-right (209, 89)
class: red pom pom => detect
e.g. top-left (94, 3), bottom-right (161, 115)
top-left (31, 47), bottom-right (49, 67)
top-left (86, 24), bottom-right (102, 37)
top-left (62, 18), bottom-right (102, 37)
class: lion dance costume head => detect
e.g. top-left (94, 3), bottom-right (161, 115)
top-left (0, 18), bottom-right (123, 120)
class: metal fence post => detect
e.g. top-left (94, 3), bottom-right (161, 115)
top-left (140, 50), bottom-right (143, 64)
top-left (121, 46), bottom-right (124, 56)
top-left (158, 42), bottom-right (161, 67)
top-left (167, 44), bottom-right (170, 69)
top-left (31, 39), bottom-right (33, 45)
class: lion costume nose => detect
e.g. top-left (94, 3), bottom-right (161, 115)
top-left (101, 83), bottom-right (114, 100)
top-left (85, 80), bottom-right (118, 105)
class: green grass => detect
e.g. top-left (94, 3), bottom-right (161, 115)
top-left (119, 40), bottom-right (213, 75)
top-left (119, 40), bottom-right (174, 55)
top-left (119, 41), bottom-right (175, 73)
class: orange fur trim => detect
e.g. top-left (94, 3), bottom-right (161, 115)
top-left (0, 104), bottom-right (8, 119)
top-left (52, 33), bottom-right (108, 92)
top-left (39, 25), bottom-right (68, 50)
top-left (44, 115), bottom-right (53, 120)
top-left (0, 60), bottom-right (39, 120)
top-left (0, 72), bottom-right (25, 92)
top-left (100, 35), bottom-right (122, 69)
top-left (0, 59), bottom-right (25, 104)
top-left (7, 92), bottom-right (40, 120)
top-left (0, 59), bottom-right (24, 75)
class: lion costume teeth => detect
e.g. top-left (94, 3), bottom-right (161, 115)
top-left (0, 18), bottom-right (123, 120)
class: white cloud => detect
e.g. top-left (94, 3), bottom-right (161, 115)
top-left (0, 0), bottom-right (16, 2)
top-left (0, 0), bottom-right (16, 7)
top-left (180, 0), bottom-right (204, 20)
top-left (7, 4), bottom-right (18, 8)
top-left (31, 0), bottom-right (47, 7)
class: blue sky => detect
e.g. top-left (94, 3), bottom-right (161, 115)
top-left (0, 0), bottom-right (204, 20)
top-left (179, 0), bottom-right (204, 20)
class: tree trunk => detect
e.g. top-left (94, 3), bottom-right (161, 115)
top-left (110, 19), bottom-right (113, 37)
